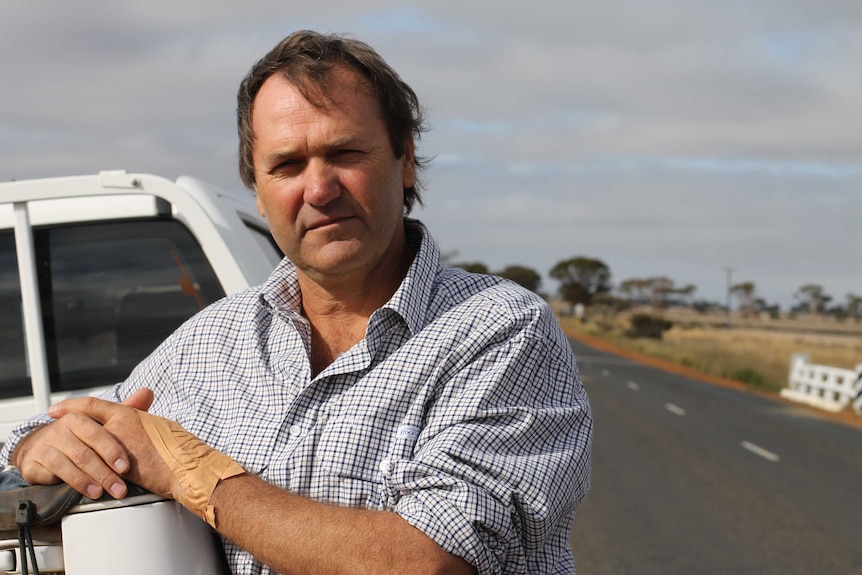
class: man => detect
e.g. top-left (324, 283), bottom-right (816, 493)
top-left (1, 30), bottom-right (592, 574)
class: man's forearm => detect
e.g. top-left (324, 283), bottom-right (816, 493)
top-left (210, 473), bottom-right (477, 575)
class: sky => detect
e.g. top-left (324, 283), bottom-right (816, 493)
top-left (2, 1), bottom-right (860, 309)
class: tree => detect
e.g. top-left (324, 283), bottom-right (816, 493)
top-left (847, 293), bottom-right (862, 323)
top-left (647, 276), bottom-right (674, 310)
top-left (754, 297), bottom-right (780, 319)
top-left (618, 278), bottom-right (651, 306)
top-left (731, 281), bottom-right (756, 317)
top-left (497, 265), bottom-right (542, 293)
top-left (618, 277), bottom-right (694, 309)
top-left (794, 284), bottom-right (831, 316)
top-left (549, 257), bottom-right (611, 305)
top-left (676, 284), bottom-right (697, 308)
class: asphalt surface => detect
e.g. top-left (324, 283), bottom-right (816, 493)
top-left (567, 337), bottom-right (862, 574)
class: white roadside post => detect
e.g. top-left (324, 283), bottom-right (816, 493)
top-left (781, 354), bottom-right (860, 413)
top-left (853, 364), bottom-right (862, 416)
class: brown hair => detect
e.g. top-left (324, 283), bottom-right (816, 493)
top-left (237, 30), bottom-right (428, 213)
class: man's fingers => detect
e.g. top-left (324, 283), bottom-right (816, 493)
top-left (66, 412), bottom-right (131, 475)
top-left (27, 391), bottom-right (156, 499)
top-left (50, 388), bottom-right (154, 422)
top-left (56, 414), bottom-right (131, 497)
top-left (31, 446), bottom-right (119, 500)
top-left (49, 395), bottom-right (124, 424)
top-left (121, 388), bottom-right (155, 411)
top-left (17, 414), bottom-right (131, 499)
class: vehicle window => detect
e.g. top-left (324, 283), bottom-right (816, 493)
top-left (245, 221), bottom-right (284, 269)
top-left (0, 232), bottom-right (30, 400)
top-left (35, 219), bottom-right (226, 393)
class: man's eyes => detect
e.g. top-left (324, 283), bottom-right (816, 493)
top-left (333, 149), bottom-right (364, 161)
top-left (272, 160), bottom-right (302, 174)
top-left (271, 150), bottom-right (365, 173)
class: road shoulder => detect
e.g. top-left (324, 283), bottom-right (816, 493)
top-left (562, 324), bottom-right (862, 431)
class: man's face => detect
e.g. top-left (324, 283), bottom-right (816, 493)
top-left (251, 68), bottom-right (415, 285)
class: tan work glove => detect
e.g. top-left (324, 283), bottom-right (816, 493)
top-left (136, 411), bottom-right (245, 528)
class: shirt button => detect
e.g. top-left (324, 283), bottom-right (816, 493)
top-left (378, 459), bottom-right (391, 474)
top-left (289, 424), bottom-right (303, 437)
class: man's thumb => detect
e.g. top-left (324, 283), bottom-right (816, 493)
top-left (122, 388), bottom-right (155, 411)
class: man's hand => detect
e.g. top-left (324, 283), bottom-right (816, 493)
top-left (13, 389), bottom-right (155, 500)
top-left (42, 394), bottom-right (245, 527)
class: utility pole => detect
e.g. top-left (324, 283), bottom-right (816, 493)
top-left (725, 267), bottom-right (734, 328)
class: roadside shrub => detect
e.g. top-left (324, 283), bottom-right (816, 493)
top-left (729, 367), bottom-right (765, 387)
top-left (626, 314), bottom-right (673, 339)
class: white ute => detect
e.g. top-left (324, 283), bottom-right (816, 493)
top-left (0, 170), bottom-right (283, 574)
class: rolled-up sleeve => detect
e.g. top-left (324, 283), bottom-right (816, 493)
top-left (382, 318), bottom-right (592, 575)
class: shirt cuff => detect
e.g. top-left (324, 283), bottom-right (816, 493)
top-left (395, 488), bottom-right (508, 575)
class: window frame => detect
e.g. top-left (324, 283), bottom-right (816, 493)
top-left (32, 217), bottom-right (227, 395)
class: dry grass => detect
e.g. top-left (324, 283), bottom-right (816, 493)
top-left (559, 312), bottom-right (862, 393)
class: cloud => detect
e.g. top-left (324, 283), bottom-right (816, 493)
top-left (1, 0), bottom-right (860, 308)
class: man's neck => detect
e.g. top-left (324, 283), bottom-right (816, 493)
top-left (297, 239), bottom-right (416, 375)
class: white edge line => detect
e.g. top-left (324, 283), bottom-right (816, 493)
top-left (664, 403), bottom-right (686, 416)
top-left (741, 441), bottom-right (780, 462)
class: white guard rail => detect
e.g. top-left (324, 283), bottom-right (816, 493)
top-left (781, 354), bottom-right (862, 415)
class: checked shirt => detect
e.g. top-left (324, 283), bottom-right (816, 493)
top-left (2, 219), bottom-right (592, 575)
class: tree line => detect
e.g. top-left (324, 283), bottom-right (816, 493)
top-left (449, 254), bottom-right (862, 321)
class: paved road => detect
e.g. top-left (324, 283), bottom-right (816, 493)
top-left (567, 337), bottom-right (862, 574)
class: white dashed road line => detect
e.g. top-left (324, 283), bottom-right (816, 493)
top-left (626, 381), bottom-right (640, 391)
top-left (601, 369), bottom-right (611, 377)
top-left (664, 403), bottom-right (686, 416)
top-left (741, 441), bottom-right (780, 462)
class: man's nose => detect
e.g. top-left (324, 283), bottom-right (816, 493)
top-left (303, 160), bottom-right (341, 206)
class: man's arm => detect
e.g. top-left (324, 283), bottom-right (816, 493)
top-left (47, 395), bottom-right (476, 575)
top-left (210, 473), bottom-right (475, 575)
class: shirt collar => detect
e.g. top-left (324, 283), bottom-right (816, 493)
top-left (257, 218), bottom-right (442, 338)
top-left (258, 253), bottom-right (302, 314)
top-left (378, 218), bottom-right (440, 338)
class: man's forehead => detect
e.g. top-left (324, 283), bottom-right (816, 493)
top-left (250, 67), bottom-right (387, 159)
top-left (257, 66), bottom-right (372, 113)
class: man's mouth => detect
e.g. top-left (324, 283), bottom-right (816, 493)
top-left (307, 215), bottom-right (353, 231)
